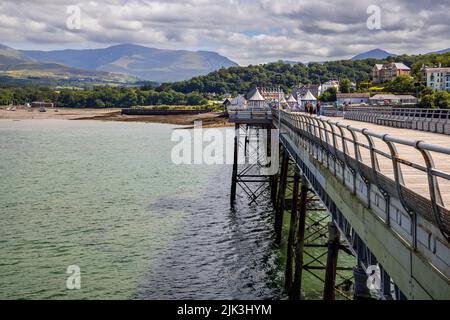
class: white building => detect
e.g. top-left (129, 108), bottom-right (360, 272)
top-left (369, 94), bottom-right (418, 106)
top-left (286, 94), bottom-right (298, 109)
top-left (248, 88), bottom-right (266, 109)
top-left (230, 95), bottom-right (247, 109)
top-left (423, 66), bottom-right (450, 92)
top-left (320, 80), bottom-right (340, 95)
top-left (336, 93), bottom-right (370, 106)
top-left (300, 90), bottom-right (317, 109)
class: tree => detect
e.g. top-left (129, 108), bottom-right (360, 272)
top-left (339, 79), bottom-right (352, 93)
top-left (384, 75), bottom-right (416, 94)
top-left (319, 87), bottom-right (337, 102)
top-left (434, 91), bottom-right (450, 109)
top-left (419, 94), bottom-right (435, 109)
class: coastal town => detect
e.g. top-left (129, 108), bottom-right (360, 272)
top-left (222, 62), bottom-right (450, 112)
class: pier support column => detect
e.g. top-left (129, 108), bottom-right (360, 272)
top-left (323, 223), bottom-right (340, 300)
top-left (285, 170), bottom-right (300, 292)
top-left (275, 148), bottom-right (289, 244)
top-left (230, 124), bottom-right (239, 208)
top-left (290, 174), bottom-right (308, 300)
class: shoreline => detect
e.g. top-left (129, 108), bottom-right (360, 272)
top-left (0, 107), bottom-right (232, 128)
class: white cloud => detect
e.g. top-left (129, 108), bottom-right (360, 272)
top-left (0, 0), bottom-right (449, 64)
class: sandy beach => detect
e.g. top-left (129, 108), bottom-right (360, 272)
top-left (0, 107), bottom-right (231, 127)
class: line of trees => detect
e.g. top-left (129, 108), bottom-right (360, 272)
top-left (0, 86), bottom-right (208, 108)
top-left (160, 52), bottom-right (450, 96)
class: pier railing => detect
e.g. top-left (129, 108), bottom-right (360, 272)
top-left (274, 111), bottom-right (450, 246)
top-left (344, 107), bottom-right (450, 134)
top-left (228, 107), bottom-right (273, 124)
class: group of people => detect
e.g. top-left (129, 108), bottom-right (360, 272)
top-left (305, 101), bottom-right (322, 116)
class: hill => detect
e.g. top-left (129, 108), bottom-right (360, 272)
top-left (352, 49), bottom-right (397, 61)
top-left (431, 48), bottom-right (450, 54)
top-left (0, 44), bottom-right (137, 85)
top-left (22, 44), bottom-right (239, 83)
top-left (163, 52), bottom-right (450, 95)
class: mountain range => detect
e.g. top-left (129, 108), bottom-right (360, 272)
top-left (22, 44), bottom-right (238, 83)
top-left (351, 49), bottom-right (398, 61)
top-left (0, 43), bottom-right (238, 84)
top-left (0, 44), bottom-right (138, 85)
top-left (352, 48), bottom-right (450, 60)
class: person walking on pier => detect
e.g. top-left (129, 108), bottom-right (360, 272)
top-left (308, 103), bottom-right (314, 115)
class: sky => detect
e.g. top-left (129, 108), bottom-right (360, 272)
top-left (1, 0), bottom-right (449, 65)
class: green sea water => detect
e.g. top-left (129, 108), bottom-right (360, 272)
top-left (0, 120), bottom-right (282, 300)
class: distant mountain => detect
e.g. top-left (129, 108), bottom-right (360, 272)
top-left (0, 44), bottom-right (137, 85)
top-left (430, 48), bottom-right (450, 54)
top-left (351, 49), bottom-right (397, 61)
top-left (0, 44), bottom-right (33, 65)
top-left (22, 44), bottom-right (239, 83)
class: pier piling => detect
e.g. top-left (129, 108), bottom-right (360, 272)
top-left (285, 170), bottom-right (300, 292)
top-left (275, 149), bottom-right (289, 243)
top-left (290, 174), bottom-right (309, 300)
top-left (323, 223), bottom-right (340, 300)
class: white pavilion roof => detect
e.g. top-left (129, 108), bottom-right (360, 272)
top-left (287, 94), bottom-right (297, 102)
top-left (249, 88), bottom-right (265, 101)
top-left (301, 90), bottom-right (317, 101)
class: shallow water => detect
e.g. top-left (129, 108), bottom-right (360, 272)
top-left (0, 120), bottom-right (282, 300)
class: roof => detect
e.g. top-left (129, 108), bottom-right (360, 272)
top-left (370, 94), bottom-right (417, 100)
top-left (248, 88), bottom-right (265, 101)
top-left (336, 93), bottom-right (370, 99)
top-left (301, 90), bottom-right (317, 101)
top-left (424, 67), bottom-right (450, 73)
top-left (287, 94), bottom-right (297, 102)
top-left (393, 63), bottom-right (410, 70)
top-left (322, 80), bottom-right (339, 86)
top-left (231, 95), bottom-right (246, 105)
top-left (294, 84), bottom-right (321, 98)
top-left (374, 64), bottom-right (384, 70)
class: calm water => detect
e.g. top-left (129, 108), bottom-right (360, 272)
top-left (0, 120), bottom-right (282, 300)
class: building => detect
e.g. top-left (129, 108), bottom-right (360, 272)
top-left (320, 80), bottom-right (340, 95)
top-left (30, 101), bottom-right (54, 108)
top-left (227, 95), bottom-right (247, 109)
top-left (247, 88), bottom-right (266, 109)
top-left (369, 94), bottom-right (418, 106)
top-left (422, 65), bottom-right (450, 92)
top-left (293, 84), bottom-right (321, 100)
top-left (286, 94), bottom-right (298, 109)
top-left (373, 64), bottom-right (384, 84)
top-left (259, 87), bottom-right (286, 103)
top-left (372, 62), bottom-right (411, 84)
top-left (336, 93), bottom-right (370, 106)
top-left (299, 90), bottom-right (317, 109)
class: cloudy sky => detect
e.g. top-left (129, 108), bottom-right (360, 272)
top-left (1, 0), bottom-right (449, 65)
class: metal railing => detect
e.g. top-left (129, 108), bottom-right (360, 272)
top-left (273, 110), bottom-right (450, 246)
top-left (344, 107), bottom-right (450, 134)
top-left (228, 107), bottom-right (273, 122)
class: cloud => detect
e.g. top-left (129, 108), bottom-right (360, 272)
top-left (0, 0), bottom-right (449, 65)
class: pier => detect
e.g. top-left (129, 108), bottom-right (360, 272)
top-left (229, 107), bottom-right (450, 300)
